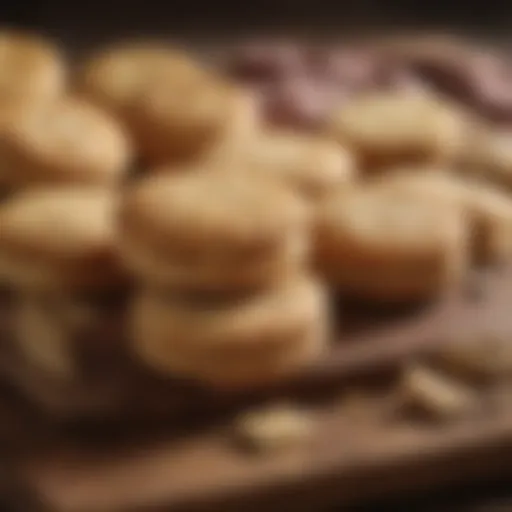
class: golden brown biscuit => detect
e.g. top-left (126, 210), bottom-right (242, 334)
top-left (0, 187), bottom-right (122, 289)
top-left (79, 42), bottom-right (244, 164)
top-left (219, 130), bottom-right (356, 201)
top-left (78, 42), bottom-right (205, 120)
top-left (328, 92), bottom-right (467, 170)
top-left (129, 78), bottom-right (254, 165)
top-left (131, 275), bottom-right (329, 387)
top-left (0, 30), bottom-right (65, 104)
top-left (0, 97), bottom-right (131, 187)
top-left (380, 170), bottom-right (512, 264)
top-left (315, 185), bottom-right (468, 301)
top-left (119, 171), bottom-right (310, 292)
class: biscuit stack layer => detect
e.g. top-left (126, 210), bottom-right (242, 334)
top-left (120, 171), bottom-right (331, 388)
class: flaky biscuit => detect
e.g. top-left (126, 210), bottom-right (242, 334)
top-left (0, 97), bottom-right (131, 187)
top-left (129, 78), bottom-right (251, 165)
top-left (225, 130), bottom-right (356, 200)
top-left (0, 30), bottom-right (65, 104)
top-left (78, 42), bottom-right (205, 119)
top-left (79, 42), bottom-right (240, 164)
top-left (131, 275), bottom-right (329, 387)
top-left (328, 92), bottom-right (467, 170)
top-left (381, 170), bottom-right (512, 264)
top-left (315, 186), bottom-right (468, 301)
top-left (0, 187), bottom-right (123, 289)
top-left (119, 171), bottom-right (310, 291)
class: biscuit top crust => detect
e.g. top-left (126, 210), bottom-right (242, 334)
top-left (133, 75), bottom-right (233, 133)
top-left (120, 171), bottom-right (309, 254)
top-left (0, 187), bottom-right (117, 265)
top-left (328, 92), bottom-right (466, 154)
top-left (241, 130), bottom-right (355, 196)
top-left (4, 97), bottom-right (131, 185)
top-left (317, 186), bottom-right (463, 255)
top-left (79, 42), bottom-right (206, 113)
top-left (0, 30), bottom-right (65, 102)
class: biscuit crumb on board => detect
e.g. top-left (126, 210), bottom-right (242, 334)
top-left (233, 404), bottom-right (316, 451)
top-left (399, 364), bottom-right (479, 420)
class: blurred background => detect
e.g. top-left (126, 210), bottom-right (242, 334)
top-left (2, 2), bottom-right (512, 511)
top-left (6, 0), bottom-right (512, 45)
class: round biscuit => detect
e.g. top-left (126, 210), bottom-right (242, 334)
top-left (380, 170), bottom-right (512, 264)
top-left (0, 187), bottom-right (123, 289)
top-left (328, 92), bottom-right (467, 170)
top-left (315, 185), bottom-right (469, 301)
top-left (129, 78), bottom-right (247, 165)
top-left (0, 30), bottom-right (66, 104)
top-left (78, 42), bottom-right (205, 118)
top-left (0, 97), bottom-right (132, 187)
top-left (131, 275), bottom-right (329, 387)
top-left (119, 171), bottom-right (310, 291)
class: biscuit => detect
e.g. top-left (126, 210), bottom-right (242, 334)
top-left (0, 30), bottom-right (65, 104)
top-left (315, 185), bottom-right (468, 301)
top-left (78, 42), bottom-right (205, 119)
top-left (224, 130), bottom-right (356, 201)
top-left (130, 275), bottom-right (329, 387)
top-left (380, 170), bottom-right (512, 264)
top-left (328, 92), bottom-right (467, 170)
top-left (0, 187), bottom-right (122, 289)
top-left (129, 78), bottom-right (253, 165)
top-left (119, 171), bottom-right (310, 292)
top-left (0, 97), bottom-right (131, 187)
top-left (79, 42), bottom-right (241, 164)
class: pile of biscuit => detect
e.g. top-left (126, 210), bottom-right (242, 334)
top-left (0, 30), bottom-right (511, 392)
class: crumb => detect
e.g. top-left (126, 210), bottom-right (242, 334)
top-left (234, 404), bottom-right (315, 452)
top-left (399, 364), bottom-right (479, 420)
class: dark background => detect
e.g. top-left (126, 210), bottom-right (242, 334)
top-left (2, 1), bottom-right (512, 510)
top-left (4, 0), bottom-right (512, 44)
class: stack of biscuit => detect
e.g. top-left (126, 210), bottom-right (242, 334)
top-left (119, 170), bottom-right (330, 388)
top-left (0, 31), bottom-right (132, 382)
top-left (76, 41), bottom-right (331, 389)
